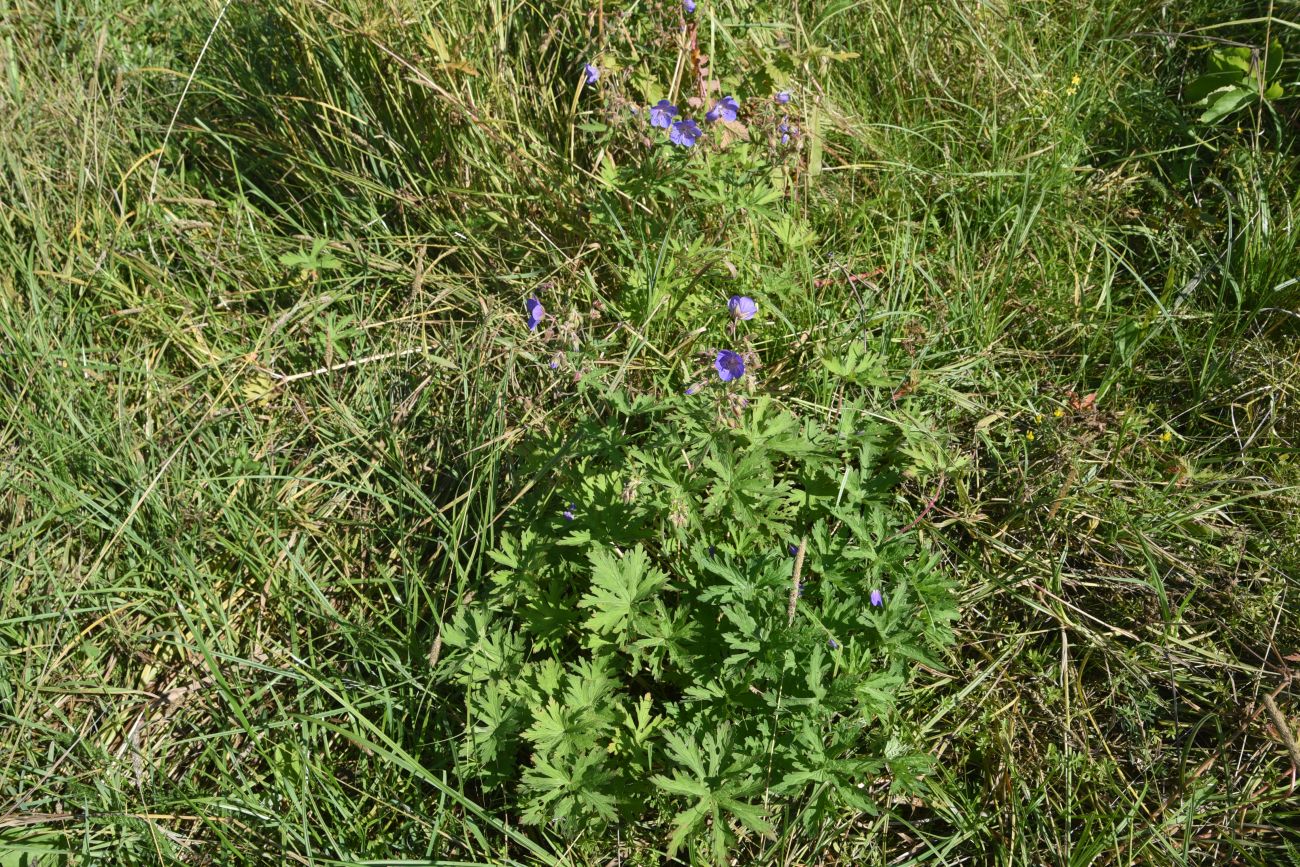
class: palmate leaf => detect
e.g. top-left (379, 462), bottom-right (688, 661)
top-left (520, 577), bottom-right (581, 647)
top-left (652, 775), bottom-right (774, 863)
top-left (717, 792), bottom-right (775, 838)
top-left (438, 605), bottom-right (525, 685)
top-left (629, 598), bottom-right (696, 675)
top-left (774, 721), bottom-right (884, 828)
top-left (578, 545), bottom-right (667, 644)
top-left (702, 447), bottom-right (795, 535)
top-left (618, 693), bottom-right (664, 752)
top-left (652, 727), bottom-right (774, 863)
top-left (661, 727), bottom-right (710, 779)
top-left (653, 772), bottom-right (710, 799)
top-left (855, 670), bottom-right (904, 715)
top-left (822, 343), bottom-right (893, 386)
top-left (662, 796), bottom-right (711, 858)
top-left (652, 766), bottom-right (773, 864)
top-left (521, 749), bottom-right (618, 827)
top-left (563, 657), bottom-right (619, 712)
top-left (462, 681), bottom-right (524, 786)
top-left (523, 699), bottom-right (588, 756)
top-left (278, 237), bottom-right (341, 272)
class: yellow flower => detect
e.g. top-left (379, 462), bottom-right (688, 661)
top-left (1070, 74), bottom-right (1082, 86)
top-left (1065, 87), bottom-right (1077, 97)
top-left (1159, 431), bottom-right (1172, 443)
top-left (1025, 430), bottom-right (1035, 442)
top-left (1053, 407), bottom-right (1064, 418)
top-left (1035, 413), bottom-right (1043, 424)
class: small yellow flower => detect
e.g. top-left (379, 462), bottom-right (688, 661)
top-left (1025, 430), bottom-right (1035, 442)
top-left (1070, 74), bottom-right (1082, 87)
top-left (1053, 407), bottom-right (1064, 418)
top-left (1065, 87), bottom-right (1077, 97)
top-left (1159, 431), bottom-right (1172, 443)
top-left (1035, 413), bottom-right (1044, 424)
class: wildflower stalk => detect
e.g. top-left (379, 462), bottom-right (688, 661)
top-left (786, 535), bottom-right (807, 626)
top-left (427, 630), bottom-right (443, 667)
top-left (1262, 695), bottom-right (1300, 772)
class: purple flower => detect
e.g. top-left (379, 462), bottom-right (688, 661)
top-left (682, 0), bottom-right (696, 11)
top-left (584, 63), bottom-right (599, 85)
top-left (706, 95), bottom-right (739, 123)
top-left (775, 91), bottom-right (791, 104)
top-left (563, 503), bottom-right (577, 521)
top-left (779, 121), bottom-right (799, 145)
top-left (870, 589), bottom-right (883, 607)
top-left (685, 382), bottom-right (701, 395)
top-left (728, 295), bottom-right (757, 320)
top-left (828, 638), bottom-right (839, 650)
top-left (714, 349), bottom-right (745, 382)
top-left (669, 118), bottom-right (702, 147)
top-left (526, 297), bottom-right (545, 331)
top-left (649, 99), bottom-right (679, 129)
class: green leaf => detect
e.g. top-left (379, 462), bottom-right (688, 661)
top-left (664, 798), bottom-right (712, 857)
top-left (278, 237), bottom-right (341, 272)
top-left (822, 344), bottom-right (893, 386)
top-left (652, 772), bottom-right (710, 798)
top-left (769, 213), bottom-right (817, 248)
top-left (523, 699), bottom-right (584, 755)
top-left (661, 728), bottom-right (710, 779)
top-left (1209, 46), bottom-right (1252, 75)
top-left (1185, 70), bottom-right (1243, 104)
top-left (717, 794), bottom-right (774, 837)
top-left (1199, 85), bottom-right (1254, 123)
top-left (578, 545), bottom-right (667, 642)
top-left (856, 670), bottom-right (904, 714)
top-left (522, 750), bottom-right (618, 826)
top-left (1265, 40), bottom-right (1284, 83)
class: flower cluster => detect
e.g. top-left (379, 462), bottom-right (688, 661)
top-left (642, 93), bottom-right (741, 149)
top-left (581, 38), bottom-right (800, 155)
top-left (773, 91), bottom-right (800, 146)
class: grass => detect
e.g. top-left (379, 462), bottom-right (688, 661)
top-left (1, 0), bottom-right (1299, 863)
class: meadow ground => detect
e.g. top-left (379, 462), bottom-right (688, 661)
top-left (2, 0), bottom-right (1299, 864)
